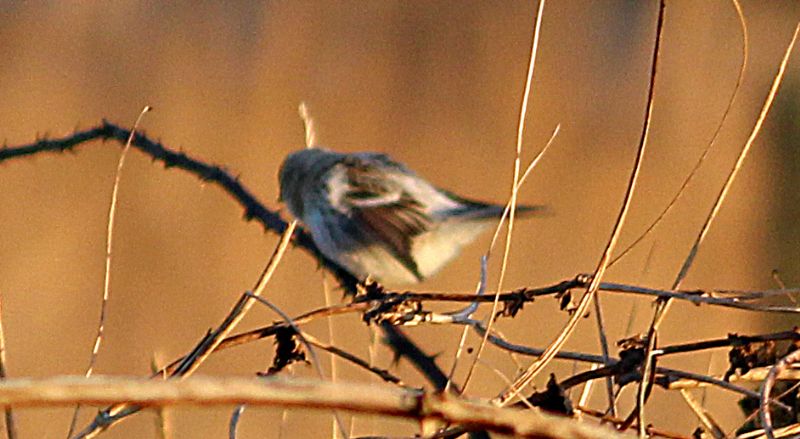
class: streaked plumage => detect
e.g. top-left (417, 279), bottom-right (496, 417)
top-left (278, 148), bottom-right (541, 284)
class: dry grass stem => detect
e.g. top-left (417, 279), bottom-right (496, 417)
top-left (498, 0), bottom-right (666, 407)
top-left (636, 20), bottom-right (800, 434)
top-left (464, 0), bottom-right (548, 394)
top-left (66, 106), bottom-right (152, 438)
top-left (608, 0), bottom-right (749, 268)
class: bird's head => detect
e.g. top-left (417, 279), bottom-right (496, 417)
top-left (278, 147), bottom-right (341, 218)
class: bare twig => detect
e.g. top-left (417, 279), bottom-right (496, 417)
top-left (668, 367), bottom-right (800, 391)
top-left (466, 0), bottom-right (548, 394)
top-left (445, 256), bottom-right (488, 394)
top-left (67, 106), bottom-right (151, 438)
top-left (592, 292), bottom-right (616, 416)
top-left (499, 1), bottom-right (665, 406)
top-left (368, 279), bottom-right (800, 313)
top-left (180, 222), bottom-right (298, 377)
top-left (609, 0), bottom-right (749, 267)
top-left (462, 318), bottom-right (793, 411)
top-left (228, 405), bottom-right (244, 439)
top-left (636, 20), bottom-right (800, 432)
top-left (301, 333), bottom-right (404, 385)
top-left (655, 20), bottom-right (800, 326)
top-left (0, 121), bottom-right (354, 288)
top-left (738, 424), bottom-right (800, 439)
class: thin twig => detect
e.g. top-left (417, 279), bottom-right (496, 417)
top-left (445, 256), bottom-right (487, 394)
top-left (66, 106), bottom-right (151, 438)
top-left (738, 424), bottom-right (800, 439)
top-left (575, 405), bottom-right (689, 439)
top-left (592, 292), bottom-right (616, 416)
top-left (465, 0), bottom-right (547, 394)
top-left (374, 280), bottom-right (800, 313)
top-left (136, 288), bottom-right (796, 390)
top-left (229, 405), bottom-right (244, 439)
top-left (608, 0), bottom-right (749, 267)
top-left (498, 1), bottom-right (665, 406)
top-left (179, 221), bottom-right (298, 377)
top-left (301, 333), bottom-right (404, 385)
top-left (657, 20), bottom-right (800, 326)
top-left (321, 275), bottom-right (343, 436)
top-left (636, 20), bottom-right (800, 432)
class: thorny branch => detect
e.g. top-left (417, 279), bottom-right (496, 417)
top-left (0, 124), bottom-right (451, 437)
top-left (2, 122), bottom-right (799, 438)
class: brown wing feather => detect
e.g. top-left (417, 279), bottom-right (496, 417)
top-left (342, 158), bottom-right (433, 280)
top-left (351, 199), bottom-right (431, 281)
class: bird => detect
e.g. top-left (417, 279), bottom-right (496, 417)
top-left (278, 148), bottom-right (543, 285)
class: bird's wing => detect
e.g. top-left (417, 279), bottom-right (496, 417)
top-left (330, 155), bottom-right (433, 280)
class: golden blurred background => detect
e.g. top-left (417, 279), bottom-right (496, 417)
top-left (1, 2), bottom-right (799, 438)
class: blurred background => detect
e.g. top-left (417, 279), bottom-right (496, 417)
top-left (1, 1), bottom-right (799, 438)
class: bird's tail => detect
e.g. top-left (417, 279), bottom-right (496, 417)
top-left (441, 190), bottom-right (547, 221)
top-left (466, 203), bottom-right (547, 220)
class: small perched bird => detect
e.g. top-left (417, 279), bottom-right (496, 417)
top-left (278, 148), bottom-right (542, 284)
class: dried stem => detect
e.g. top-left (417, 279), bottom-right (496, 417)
top-left (608, 0), bottom-right (749, 268)
top-left (66, 105), bottom-right (152, 438)
top-left (636, 20), bottom-right (800, 433)
top-left (466, 0), bottom-right (548, 394)
top-left (498, 0), bottom-right (665, 406)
